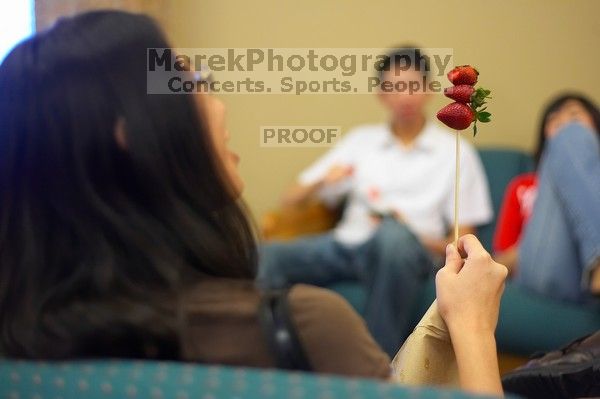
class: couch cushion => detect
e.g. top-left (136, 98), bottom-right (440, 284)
top-left (476, 148), bottom-right (534, 251)
top-left (0, 360), bottom-right (512, 399)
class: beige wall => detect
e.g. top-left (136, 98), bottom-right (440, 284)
top-left (35, 0), bottom-right (168, 30)
top-left (163, 0), bottom-right (600, 220)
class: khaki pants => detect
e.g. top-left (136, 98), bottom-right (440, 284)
top-left (391, 301), bottom-right (459, 387)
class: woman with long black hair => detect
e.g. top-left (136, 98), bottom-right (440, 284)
top-left (0, 10), bottom-right (506, 395)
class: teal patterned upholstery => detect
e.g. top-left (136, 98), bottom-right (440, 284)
top-left (0, 360), bottom-right (511, 399)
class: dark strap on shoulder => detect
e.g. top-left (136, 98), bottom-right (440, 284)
top-left (259, 289), bottom-right (312, 371)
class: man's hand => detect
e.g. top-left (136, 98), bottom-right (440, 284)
top-left (322, 164), bottom-right (354, 186)
top-left (280, 164), bottom-right (353, 207)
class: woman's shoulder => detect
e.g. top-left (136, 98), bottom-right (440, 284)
top-left (289, 283), bottom-right (353, 312)
top-left (182, 280), bottom-right (390, 379)
top-left (287, 284), bottom-right (391, 379)
top-left (288, 284), bottom-right (371, 336)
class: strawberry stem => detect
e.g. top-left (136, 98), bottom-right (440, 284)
top-left (470, 87), bottom-right (492, 136)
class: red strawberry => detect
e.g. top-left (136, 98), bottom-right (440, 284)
top-left (444, 85), bottom-right (475, 103)
top-left (447, 65), bottom-right (479, 85)
top-left (436, 102), bottom-right (474, 130)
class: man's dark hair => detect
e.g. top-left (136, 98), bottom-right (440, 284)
top-left (377, 45), bottom-right (430, 81)
top-left (0, 11), bottom-right (257, 359)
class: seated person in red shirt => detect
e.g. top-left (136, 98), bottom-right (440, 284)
top-left (494, 93), bottom-right (600, 301)
top-left (493, 174), bottom-right (537, 274)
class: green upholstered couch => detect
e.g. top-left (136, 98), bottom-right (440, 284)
top-left (0, 360), bottom-right (520, 399)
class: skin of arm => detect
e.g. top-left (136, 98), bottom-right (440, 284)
top-left (449, 327), bottom-right (502, 396)
top-left (493, 245), bottom-right (518, 276)
top-left (436, 234), bottom-right (508, 396)
top-left (280, 164), bottom-right (353, 207)
top-left (281, 180), bottom-right (324, 207)
top-left (591, 265), bottom-right (600, 294)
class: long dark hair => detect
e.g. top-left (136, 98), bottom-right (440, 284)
top-left (0, 11), bottom-right (257, 359)
top-left (534, 93), bottom-right (600, 167)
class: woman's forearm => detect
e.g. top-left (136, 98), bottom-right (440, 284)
top-left (450, 328), bottom-right (503, 396)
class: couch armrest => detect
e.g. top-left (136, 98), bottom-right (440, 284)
top-left (261, 201), bottom-right (341, 240)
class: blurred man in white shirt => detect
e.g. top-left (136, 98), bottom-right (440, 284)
top-left (259, 47), bottom-right (492, 356)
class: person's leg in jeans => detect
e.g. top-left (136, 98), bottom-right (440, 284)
top-left (517, 123), bottom-right (600, 302)
top-left (357, 217), bottom-right (434, 356)
top-left (257, 232), bottom-right (358, 290)
top-left (258, 219), bottom-right (434, 357)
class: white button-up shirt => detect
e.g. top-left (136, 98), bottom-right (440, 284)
top-left (299, 122), bottom-right (493, 245)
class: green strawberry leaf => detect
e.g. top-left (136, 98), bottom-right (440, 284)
top-left (470, 87), bottom-right (492, 109)
top-left (469, 86), bottom-right (492, 136)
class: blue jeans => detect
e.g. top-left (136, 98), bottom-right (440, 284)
top-left (257, 218), bottom-right (434, 356)
top-left (517, 123), bottom-right (600, 303)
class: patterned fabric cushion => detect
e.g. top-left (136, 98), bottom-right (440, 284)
top-left (0, 360), bottom-right (514, 399)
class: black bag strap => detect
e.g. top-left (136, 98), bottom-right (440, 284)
top-left (258, 289), bottom-right (312, 371)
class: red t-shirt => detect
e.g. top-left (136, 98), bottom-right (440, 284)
top-left (493, 172), bottom-right (538, 253)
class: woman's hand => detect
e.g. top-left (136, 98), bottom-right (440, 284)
top-left (435, 234), bottom-right (508, 396)
top-left (436, 234), bottom-right (507, 335)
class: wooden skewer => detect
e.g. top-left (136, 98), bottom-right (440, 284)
top-left (454, 130), bottom-right (460, 247)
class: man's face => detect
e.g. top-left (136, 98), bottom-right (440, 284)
top-left (377, 68), bottom-right (431, 125)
